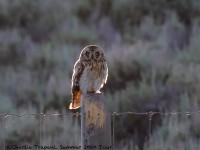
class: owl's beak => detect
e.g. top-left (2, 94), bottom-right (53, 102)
top-left (91, 54), bottom-right (94, 60)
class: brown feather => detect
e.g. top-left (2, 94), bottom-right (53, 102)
top-left (69, 90), bottom-right (82, 109)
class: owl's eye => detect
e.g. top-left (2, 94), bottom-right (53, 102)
top-left (85, 52), bottom-right (90, 57)
top-left (95, 52), bottom-right (100, 57)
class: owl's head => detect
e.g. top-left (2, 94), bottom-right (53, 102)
top-left (80, 45), bottom-right (105, 61)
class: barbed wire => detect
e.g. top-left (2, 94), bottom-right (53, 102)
top-left (0, 110), bottom-right (200, 118)
top-left (1, 110), bottom-right (200, 150)
top-left (1, 110), bottom-right (199, 131)
top-left (0, 112), bottom-right (80, 118)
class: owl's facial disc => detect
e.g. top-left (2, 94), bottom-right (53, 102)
top-left (80, 45), bottom-right (104, 61)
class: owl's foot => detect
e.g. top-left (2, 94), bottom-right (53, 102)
top-left (95, 90), bottom-right (101, 93)
top-left (87, 91), bottom-right (96, 93)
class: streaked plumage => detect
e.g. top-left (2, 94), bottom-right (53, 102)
top-left (69, 45), bottom-right (108, 109)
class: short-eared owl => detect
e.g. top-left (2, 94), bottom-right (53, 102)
top-left (69, 45), bottom-right (108, 109)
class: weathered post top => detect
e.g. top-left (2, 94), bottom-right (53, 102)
top-left (81, 93), bottom-right (112, 150)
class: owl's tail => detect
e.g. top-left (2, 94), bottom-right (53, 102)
top-left (69, 90), bottom-right (81, 109)
top-left (69, 101), bottom-right (80, 109)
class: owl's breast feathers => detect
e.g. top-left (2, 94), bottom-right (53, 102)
top-left (79, 61), bottom-right (107, 93)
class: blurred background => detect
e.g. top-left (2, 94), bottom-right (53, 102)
top-left (0, 0), bottom-right (200, 149)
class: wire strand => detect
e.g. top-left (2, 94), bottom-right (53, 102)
top-left (1, 110), bottom-right (200, 117)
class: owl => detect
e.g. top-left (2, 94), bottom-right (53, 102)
top-left (69, 45), bottom-right (108, 109)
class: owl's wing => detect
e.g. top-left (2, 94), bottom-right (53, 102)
top-left (69, 60), bottom-right (84, 109)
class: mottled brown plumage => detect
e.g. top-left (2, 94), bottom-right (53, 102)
top-left (69, 45), bottom-right (108, 109)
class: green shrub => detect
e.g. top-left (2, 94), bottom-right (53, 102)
top-left (4, 109), bottom-right (80, 146)
top-left (53, 18), bottom-right (99, 45)
top-left (0, 29), bottom-right (26, 65)
top-left (144, 116), bottom-right (200, 150)
top-left (0, 0), bottom-right (70, 42)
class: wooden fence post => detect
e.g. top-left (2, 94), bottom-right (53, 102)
top-left (81, 93), bottom-right (112, 150)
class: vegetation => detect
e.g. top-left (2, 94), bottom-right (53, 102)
top-left (0, 0), bottom-right (200, 149)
